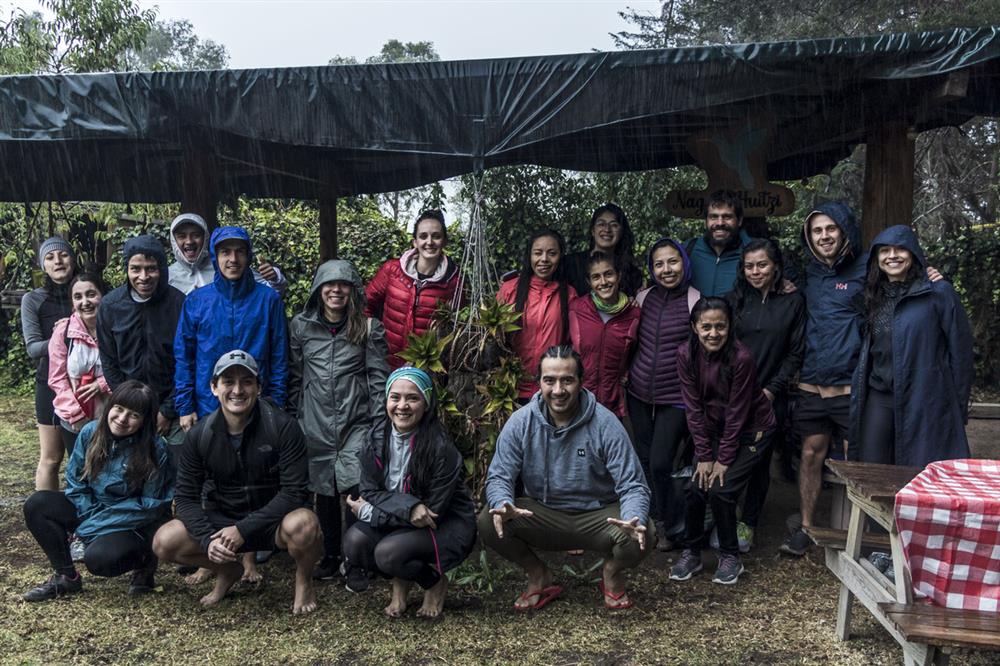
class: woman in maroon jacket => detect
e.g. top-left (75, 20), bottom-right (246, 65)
top-left (670, 297), bottom-right (775, 586)
top-left (365, 210), bottom-right (460, 369)
top-left (568, 252), bottom-right (640, 418)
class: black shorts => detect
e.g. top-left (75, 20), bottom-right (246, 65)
top-left (204, 510), bottom-right (283, 553)
top-left (34, 377), bottom-right (57, 426)
top-left (793, 391), bottom-right (850, 443)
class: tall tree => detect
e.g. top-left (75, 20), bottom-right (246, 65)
top-left (129, 18), bottom-right (229, 71)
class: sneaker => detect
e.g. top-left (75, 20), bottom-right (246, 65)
top-left (736, 523), bottom-right (754, 553)
top-left (778, 528), bottom-right (811, 557)
top-left (312, 556), bottom-right (340, 581)
top-left (669, 549), bottom-right (703, 581)
top-left (344, 565), bottom-right (370, 593)
top-left (712, 553), bottom-right (745, 585)
top-left (22, 572), bottom-right (82, 602)
top-left (69, 536), bottom-right (85, 563)
top-left (128, 565), bottom-right (156, 596)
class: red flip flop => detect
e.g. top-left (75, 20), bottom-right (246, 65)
top-left (514, 584), bottom-right (563, 612)
top-left (599, 580), bottom-right (633, 610)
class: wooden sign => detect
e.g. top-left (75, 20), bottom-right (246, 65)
top-left (667, 125), bottom-right (795, 218)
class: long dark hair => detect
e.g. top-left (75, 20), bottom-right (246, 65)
top-left (588, 202), bottom-right (637, 273)
top-left (687, 297), bottom-right (736, 390)
top-left (514, 229), bottom-right (571, 342)
top-left (383, 380), bottom-right (451, 499)
top-left (82, 380), bottom-right (161, 492)
top-left (731, 239), bottom-right (783, 321)
top-left (862, 245), bottom-right (923, 333)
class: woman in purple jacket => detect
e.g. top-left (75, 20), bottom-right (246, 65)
top-left (670, 297), bottom-right (775, 586)
top-left (626, 238), bottom-right (700, 549)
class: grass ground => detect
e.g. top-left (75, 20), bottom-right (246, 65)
top-left (0, 393), bottom-right (996, 665)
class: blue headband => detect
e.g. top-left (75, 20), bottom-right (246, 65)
top-left (386, 366), bottom-right (434, 405)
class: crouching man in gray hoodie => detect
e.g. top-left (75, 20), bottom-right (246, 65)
top-left (479, 345), bottom-right (653, 611)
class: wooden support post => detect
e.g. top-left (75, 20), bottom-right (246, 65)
top-left (319, 196), bottom-right (338, 260)
top-left (181, 146), bottom-right (219, 230)
top-left (862, 120), bottom-right (915, 246)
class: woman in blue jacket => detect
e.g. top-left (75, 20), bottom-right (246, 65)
top-left (849, 225), bottom-right (974, 468)
top-left (21, 380), bottom-right (175, 601)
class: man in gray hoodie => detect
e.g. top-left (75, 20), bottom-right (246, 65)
top-left (480, 345), bottom-right (652, 611)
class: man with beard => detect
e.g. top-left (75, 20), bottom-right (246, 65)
top-left (167, 213), bottom-right (287, 295)
top-left (685, 190), bottom-right (754, 297)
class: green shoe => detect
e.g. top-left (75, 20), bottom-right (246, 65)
top-left (736, 522), bottom-right (754, 553)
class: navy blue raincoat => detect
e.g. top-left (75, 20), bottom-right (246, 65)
top-left (848, 225), bottom-right (974, 468)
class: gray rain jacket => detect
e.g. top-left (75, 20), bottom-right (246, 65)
top-left (288, 260), bottom-right (390, 494)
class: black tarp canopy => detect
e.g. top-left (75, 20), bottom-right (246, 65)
top-left (0, 26), bottom-right (998, 203)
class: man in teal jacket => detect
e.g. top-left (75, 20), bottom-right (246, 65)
top-left (685, 190), bottom-right (754, 297)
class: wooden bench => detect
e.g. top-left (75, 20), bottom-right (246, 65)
top-left (880, 602), bottom-right (1000, 654)
top-left (803, 525), bottom-right (890, 551)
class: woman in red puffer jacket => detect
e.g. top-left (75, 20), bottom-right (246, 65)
top-left (365, 210), bottom-right (461, 369)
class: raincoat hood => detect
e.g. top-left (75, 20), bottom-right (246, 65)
top-left (646, 237), bottom-right (692, 290)
top-left (209, 226), bottom-right (255, 298)
top-left (122, 234), bottom-right (170, 300)
top-left (867, 224), bottom-right (927, 273)
top-left (802, 201), bottom-right (862, 269)
top-left (305, 259), bottom-right (366, 312)
top-left (169, 213), bottom-right (210, 270)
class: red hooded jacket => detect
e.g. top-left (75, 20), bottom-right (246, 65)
top-left (365, 249), bottom-right (460, 369)
top-left (568, 295), bottom-right (641, 418)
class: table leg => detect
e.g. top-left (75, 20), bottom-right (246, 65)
top-left (889, 521), bottom-right (914, 604)
top-left (836, 502), bottom-right (865, 641)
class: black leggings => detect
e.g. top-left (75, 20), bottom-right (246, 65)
top-left (342, 521), bottom-right (440, 589)
top-left (316, 486), bottom-right (359, 561)
top-left (23, 490), bottom-right (157, 576)
top-left (741, 395), bottom-right (787, 528)
top-left (859, 388), bottom-right (896, 464)
top-left (626, 395), bottom-right (688, 531)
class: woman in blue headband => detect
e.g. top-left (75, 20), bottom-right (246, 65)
top-left (342, 366), bottom-right (476, 619)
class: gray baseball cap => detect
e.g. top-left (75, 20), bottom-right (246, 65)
top-left (212, 349), bottom-right (259, 379)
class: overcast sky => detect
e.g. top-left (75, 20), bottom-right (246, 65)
top-left (128, 1), bottom-right (661, 69)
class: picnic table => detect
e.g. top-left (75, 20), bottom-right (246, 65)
top-left (810, 460), bottom-right (1000, 666)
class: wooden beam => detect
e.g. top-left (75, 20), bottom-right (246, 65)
top-left (181, 146), bottom-right (219, 230)
top-left (319, 196), bottom-right (338, 260)
top-left (862, 120), bottom-right (915, 246)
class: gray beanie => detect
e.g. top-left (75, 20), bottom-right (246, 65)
top-left (38, 237), bottom-right (75, 269)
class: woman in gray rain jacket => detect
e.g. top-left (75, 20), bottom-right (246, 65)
top-left (288, 260), bottom-right (389, 578)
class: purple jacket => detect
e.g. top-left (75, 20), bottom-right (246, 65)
top-left (627, 239), bottom-right (700, 406)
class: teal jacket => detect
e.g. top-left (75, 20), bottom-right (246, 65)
top-left (65, 421), bottom-right (175, 542)
top-left (686, 229), bottom-right (754, 297)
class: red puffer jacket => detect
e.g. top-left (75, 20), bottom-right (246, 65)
top-left (568, 295), bottom-right (641, 418)
top-left (365, 249), bottom-right (460, 369)
top-left (497, 275), bottom-right (577, 399)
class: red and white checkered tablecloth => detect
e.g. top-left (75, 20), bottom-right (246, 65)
top-left (895, 459), bottom-right (1000, 612)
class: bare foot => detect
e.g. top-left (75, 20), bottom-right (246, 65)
top-left (602, 560), bottom-right (631, 609)
top-left (291, 562), bottom-right (318, 615)
top-left (513, 565), bottom-right (554, 610)
top-left (416, 576), bottom-right (447, 619)
top-left (184, 567), bottom-right (213, 586)
top-left (241, 555), bottom-right (263, 584)
top-left (384, 578), bottom-right (411, 618)
top-left (199, 563), bottom-right (242, 606)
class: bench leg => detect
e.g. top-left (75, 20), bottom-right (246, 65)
top-left (836, 502), bottom-right (865, 641)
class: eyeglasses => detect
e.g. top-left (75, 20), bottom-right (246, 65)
top-left (594, 220), bottom-right (621, 230)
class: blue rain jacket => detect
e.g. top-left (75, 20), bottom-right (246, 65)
top-left (65, 421), bottom-right (174, 541)
top-left (173, 226), bottom-right (288, 417)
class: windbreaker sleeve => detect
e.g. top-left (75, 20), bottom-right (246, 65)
top-left (286, 319), bottom-right (304, 417)
top-left (173, 424), bottom-right (216, 551)
top-left (233, 416), bottom-right (309, 540)
top-left (767, 294), bottom-right (806, 396)
top-left (64, 423), bottom-right (98, 518)
top-left (718, 353), bottom-right (758, 466)
top-left (600, 421), bottom-right (650, 524)
top-left (265, 295), bottom-right (288, 408)
top-left (485, 411), bottom-right (525, 510)
top-left (676, 343), bottom-right (713, 462)
top-left (940, 285), bottom-right (974, 423)
top-left (365, 320), bottom-right (390, 447)
top-left (172, 296), bottom-right (198, 417)
top-left (47, 319), bottom-right (87, 424)
top-left (20, 290), bottom-right (49, 360)
top-left (364, 261), bottom-right (390, 319)
top-left (96, 303), bottom-right (125, 390)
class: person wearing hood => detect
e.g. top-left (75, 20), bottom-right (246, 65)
top-left (497, 229), bottom-right (578, 400)
top-left (167, 213), bottom-right (287, 295)
top-left (480, 345), bottom-right (651, 611)
top-left (685, 190), bottom-right (755, 297)
top-left (342, 367), bottom-right (476, 619)
top-left (288, 259), bottom-right (390, 581)
top-left (849, 225), bottom-right (973, 469)
top-left (22, 237), bottom-right (76, 490)
top-left (626, 238), bottom-right (700, 550)
top-left (780, 204), bottom-right (944, 557)
top-left (173, 226), bottom-right (288, 428)
top-left (97, 234), bottom-right (186, 448)
top-left (365, 210), bottom-right (460, 370)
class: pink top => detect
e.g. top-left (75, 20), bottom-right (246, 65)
top-left (47, 314), bottom-right (111, 425)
